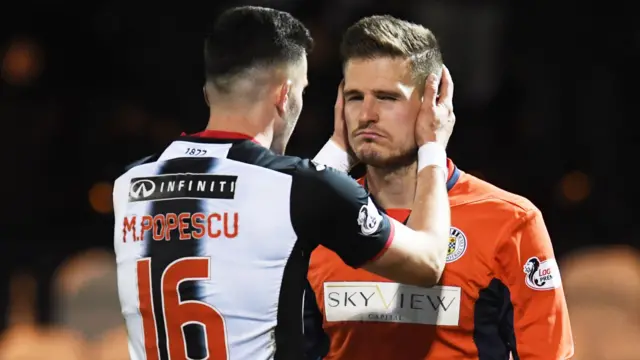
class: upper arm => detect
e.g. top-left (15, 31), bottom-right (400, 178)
top-left (289, 160), bottom-right (393, 268)
top-left (495, 209), bottom-right (574, 359)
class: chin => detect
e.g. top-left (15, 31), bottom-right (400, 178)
top-left (355, 147), bottom-right (391, 168)
top-left (355, 144), bottom-right (417, 169)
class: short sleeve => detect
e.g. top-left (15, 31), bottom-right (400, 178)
top-left (290, 160), bottom-right (394, 268)
top-left (495, 209), bottom-right (574, 359)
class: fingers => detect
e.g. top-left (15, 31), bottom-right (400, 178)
top-left (335, 79), bottom-right (345, 110)
top-left (437, 65), bottom-right (454, 108)
top-left (422, 73), bottom-right (439, 110)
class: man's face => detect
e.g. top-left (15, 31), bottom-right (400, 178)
top-left (271, 57), bottom-right (308, 155)
top-left (343, 57), bottom-right (422, 169)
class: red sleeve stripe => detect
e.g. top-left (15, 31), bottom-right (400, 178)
top-left (369, 219), bottom-right (395, 262)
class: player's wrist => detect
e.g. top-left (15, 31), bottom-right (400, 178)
top-left (417, 142), bottom-right (447, 182)
top-left (313, 139), bottom-right (357, 172)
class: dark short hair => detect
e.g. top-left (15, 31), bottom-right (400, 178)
top-left (341, 15), bottom-right (442, 86)
top-left (204, 6), bottom-right (313, 93)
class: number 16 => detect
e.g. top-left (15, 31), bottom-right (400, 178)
top-left (137, 257), bottom-right (229, 360)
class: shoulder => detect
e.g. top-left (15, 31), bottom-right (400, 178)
top-left (260, 153), bottom-right (360, 195)
top-left (124, 154), bottom-right (159, 172)
top-left (114, 154), bottom-right (161, 210)
top-left (450, 173), bottom-right (556, 264)
top-left (227, 142), bottom-right (333, 177)
top-left (451, 171), bottom-right (541, 224)
top-left (116, 152), bottom-right (160, 184)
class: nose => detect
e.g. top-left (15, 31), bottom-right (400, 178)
top-left (358, 95), bottom-right (379, 126)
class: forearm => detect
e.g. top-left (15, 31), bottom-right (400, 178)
top-left (312, 139), bottom-right (356, 173)
top-left (405, 144), bottom-right (451, 281)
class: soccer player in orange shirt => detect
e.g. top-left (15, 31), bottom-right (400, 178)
top-left (305, 15), bottom-right (574, 360)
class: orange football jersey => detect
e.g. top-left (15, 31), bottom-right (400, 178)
top-left (305, 161), bottom-right (574, 359)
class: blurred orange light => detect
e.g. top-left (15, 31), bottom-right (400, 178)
top-left (1, 38), bottom-right (43, 86)
top-left (89, 182), bottom-right (114, 214)
top-left (560, 171), bottom-right (591, 202)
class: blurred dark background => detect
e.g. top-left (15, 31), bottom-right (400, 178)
top-left (0, 0), bottom-right (638, 358)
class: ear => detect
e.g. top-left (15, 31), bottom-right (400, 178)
top-left (275, 80), bottom-right (292, 116)
top-left (203, 85), bottom-right (210, 107)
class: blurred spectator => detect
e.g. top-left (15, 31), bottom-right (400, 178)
top-left (0, 272), bottom-right (85, 360)
top-left (562, 246), bottom-right (640, 360)
top-left (87, 325), bottom-right (130, 360)
top-left (51, 249), bottom-right (123, 341)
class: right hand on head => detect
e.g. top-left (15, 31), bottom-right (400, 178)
top-left (329, 80), bottom-right (351, 153)
top-left (414, 65), bottom-right (456, 148)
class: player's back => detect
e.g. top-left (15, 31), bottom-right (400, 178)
top-left (114, 132), bottom-right (311, 360)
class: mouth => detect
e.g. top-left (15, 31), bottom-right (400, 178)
top-left (355, 130), bottom-right (384, 140)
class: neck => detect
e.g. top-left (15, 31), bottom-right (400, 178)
top-left (204, 104), bottom-right (274, 148)
top-left (366, 162), bottom-right (417, 209)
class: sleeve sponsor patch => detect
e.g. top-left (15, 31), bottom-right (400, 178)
top-left (357, 197), bottom-right (383, 236)
top-left (523, 256), bottom-right (562, 291)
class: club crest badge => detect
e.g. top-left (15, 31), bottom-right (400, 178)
top-left (446, 227), bottom-right (467, 263)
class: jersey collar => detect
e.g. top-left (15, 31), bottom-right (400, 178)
top-left (181, 130), bottom-right (260, 144)
top-left (446, 159), bottom-right (461, 191)
top-left (359, 159), bottom-right (460, 224)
